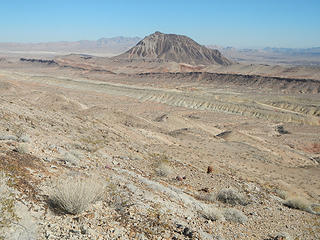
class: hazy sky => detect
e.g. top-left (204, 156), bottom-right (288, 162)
top-left (1, 0), bottom-right (319, 48)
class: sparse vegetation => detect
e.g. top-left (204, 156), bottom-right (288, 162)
top-left (18, 134), bottom-right (31, 143)
top-left (79, 136), bottom-right (106, 153)
top-left (14, 143), bottom-right (30, 154)
top-left (0, 172), bottom-right (19, 240)
top-left (274, 189), bottom-right (288, 200)
top-left (151, 153), bottom-right (172, 177)
top-left (200, 206), bottom-right (224, 221)
top-left (0, 134), bottom-right (17, 141)
top-left (216, 188), bottom-right (248, 206)
top-left (49, 175), bottom-right (105, 215)
top-left (60, 152), bottom-right (79, 166)
top-left (198, 192), bottom-right (215, 203)
top-left (115, 201), bottom-right (175, 238)
top-left (155, 162), bottom-right (172, 177)
top-left (139, 203), bottom-right (174, 237)
top-left (222, 208), bottom-right (247, 224)
top-left (283, 197), bottom-right (315, 214)
top-left (106, 182), bottom-right (132, 212)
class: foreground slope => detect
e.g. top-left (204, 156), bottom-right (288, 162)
top-left (0, 64), bottom-right (319, 239)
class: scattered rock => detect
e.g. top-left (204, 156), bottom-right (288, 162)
top-left (265, 232), bottom-right (292, 240)
top-left (154, 114), bottom-right (168, 122)
top-left (176, 176), bottom-right (183, 181)
top-left (199, 187), bottom-right (209, 193)
top-left (182, 227), bottom-right (194, 238)
top-left (207, 165), bottom-right (214, 173)
top-left (273, 124), bottom-right (289, 135)
top-left (80, 225), bottom-right (87, 235)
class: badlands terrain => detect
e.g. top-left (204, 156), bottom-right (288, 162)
top-left (0, 32), bottom-right (320, 239)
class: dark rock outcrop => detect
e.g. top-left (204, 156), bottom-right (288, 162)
top-left (20, 58), bottom-right (58, 65)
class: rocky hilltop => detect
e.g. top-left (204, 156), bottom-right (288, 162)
top-left (115, 31), bottom-right (232, 65)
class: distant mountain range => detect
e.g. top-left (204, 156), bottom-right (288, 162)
top-left (0, 37), bottom-right (141, 55)
top-left (0, 36), bottom-right (319, 65)
top-left (208, 45), bottom-right (320, 55)
top-left (207, 46), bottom-right (320, 65)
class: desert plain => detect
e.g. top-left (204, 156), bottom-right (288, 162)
top-left (0, 32), bottom-right (319, 239)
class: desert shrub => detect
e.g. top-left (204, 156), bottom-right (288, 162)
top-left (60, 152), bottom-right (79, 166)
top-left (216, 188), bottom-right (247, 206)
top-left (198, 192), bottom-right (215, 203)
top-left (155, 163), bottom-right (172, 177)
top-left (274, 189), bottom-right (288, 200)
top-left (0, 134), bottom-right (17, 141)
top-left (18, 134), bottom-right (31, 143)
top-left (49, 175), bottom-right (105, 214)
top-left (15, 143), bottom-right (30, 154)
top-left (200, 206), bottom-right (224, 221)
top-left (283, 197), bottom-right (314, 214)
top-left (222, 208), bottom-right (247, 224)
top-left (151, 153), bottom-right (172, 177)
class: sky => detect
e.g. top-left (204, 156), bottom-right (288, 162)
top-left (1, 0), bottom-right (320, 48)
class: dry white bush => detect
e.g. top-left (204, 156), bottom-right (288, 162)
top-left (200, 206), bottom-right (224, 221)
top-left (60, 152), bottom-right (79, 166)
top-left (155, 162), bottom-right (172, 177)
top-left (216, 188), bottom-right (247, 206)
top-left (0, 134), bottom-right (17, 141)
top-left (150, 153), bottom-right (172, 177)
top-left (283, 197), bottom-right (313, 214)
top-left (18, 134), bottom-right (31, 143)
top-left (49, 175), bottom-right (105, 214)
top-left (274, 188), bottom-right (288, 200)
top-left (198, 192), bottom-right (215, 203)
top-left (15, 143), bottom-right (30, 154)
top-left (222, 208), bottom-right (247, 224)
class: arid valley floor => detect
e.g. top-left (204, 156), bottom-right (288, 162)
top-left (0, 33), bottom-right (320, 240)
